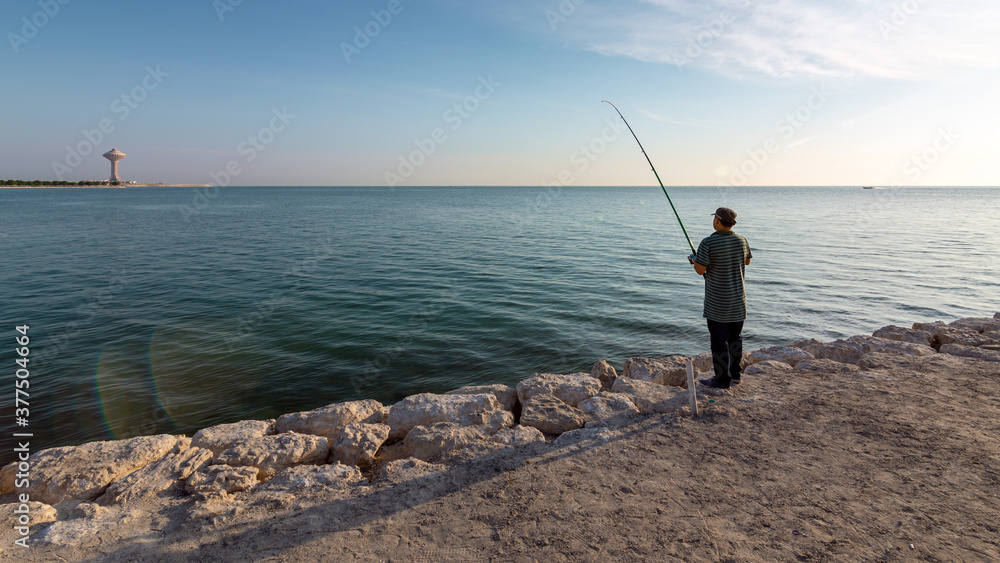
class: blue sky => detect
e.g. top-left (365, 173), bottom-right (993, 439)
top-left (1, 0), bottom-right (997, 186)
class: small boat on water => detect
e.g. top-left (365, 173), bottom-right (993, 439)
top-left (862, 186), bottom-right (875, 189)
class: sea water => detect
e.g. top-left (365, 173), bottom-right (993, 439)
top-left (1, 186), bottom-right (997, 463)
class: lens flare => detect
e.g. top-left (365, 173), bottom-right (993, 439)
top-left (148, 325), bottom-right (265, 429)
top-left (95, 348), bottom-right (162, 439)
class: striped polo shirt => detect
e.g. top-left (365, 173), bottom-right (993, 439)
top-left (694, 230), bottom-right (752, 322)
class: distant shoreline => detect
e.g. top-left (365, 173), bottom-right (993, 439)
top-left (0, 184), bottom-right (212, 189)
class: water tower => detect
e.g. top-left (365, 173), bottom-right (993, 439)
top-left (103, 148), bottom-right (126, 182)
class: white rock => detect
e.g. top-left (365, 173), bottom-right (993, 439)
top-left (796, 339), bottom-right (866, 365)
top-left (743, 359), bottom-right (794, 376)
top-left (795, 358), bottom-right (860, 373)
top-left (872, 325), bottom-right (934, 346)
top-left (0, 501), bottom-right (57, 548)
top-left (489, 425), bottom-right (546, 446)
top-left (259, 463), bottom-right (363, 493)
top-left (692, 353), bottom-right (714, 373)
top-left (33, 505), bottom-right (141, 546)
top-left (214, 432), bottom-right (329, 482)
top-left (515, 373), bottom-right (602, 407)
top-left (185, 465), bottom-right (259, 499)
top-left (275, 399), bottom-right (387, 442)
top-left (446, 384), bottom-right (519, 412)
top-left (940, 343), bottom-right (1000, 362)
top-left (329, 422), bottom-right (390, 468)
top-left (949, 317), bottom-right (1000, 333)
top-left (611, 378), bottom-right (693, 414)
top-left (590, 360), bottom-right (618, 389)
top-left (377, 458), bottom-right (447, 483)
top-left (403, 422), bottom-right (495, 461)
top-left (553, 426), bottom-right (612, 448)
top-left (96, 446), bottom-right (213, 506)
top-left (622, 357), bottom-right (691, 387)
top-left (847, 335), bottom-right (936, 357)
top-left (0, 434), bottom-right (181, 505)
top-left (386, 392), bottom-right (505, 441)
top-left (748, 346), bottom-right (814, 367)
top-left (577, 392), bottom-right (640, 423)
top-left (519, 394), bottom-right (586, 435)
top-left (191, 419), bottom-right (274, 458)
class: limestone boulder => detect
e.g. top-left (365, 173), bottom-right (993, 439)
top-left (259, 463), bottom-right (363, 493)
top-left (184, 465), bottom-right (259, 499)
top-left (97, 445), bottom-right (213, 506)
top-left (872, 325), bottom-right (934, 346)
top-left (577, 392), bottom-right (640, 423)
top-left (191, 419), bottom-right (274, 458)
top-left (489, 425), bottom-right (546, 446)
top-left (949, 317), bottom-right (1000, 333)
top-left (519, 394), bottom-right (586, 435)
top-left (214, 432), bottom-right (329, 482)
top-left (748, 346), bottom-right (814, 367)
top-left (276, 399), bottom-right (387, 442)
top-left (0, 434), bottom-right (181, 505)
top-left (940, 343), bottom-right (1000, 362)
top-left (797, 339), bottom-right (867, 364)
top-left (622, 357), bottom-right (691, 387)
top-left (446, 384), bottom-right (519, 412)
top-left (516, 373), bottom-right (602, 407)
top-left (386, 392), bottom-right (506, 441)
top-left (553, 426), bottom-right (612, 448)
top-left (611, 378), bottom-right (692, 414)
top-left (743, 359), bottom-right (793, 376)
top-left (329, 422), bottom-right (390, 468)
top-left (590, 360), bottom-right (618, 390)
top-left (377, 458), bottom-right (447, 483)
top-left (0, 501), bottom-right (57, 547)
top-left (847, 335), bottom-right (936, 357)
top-left (795, 358), bottom-right (860, 374)
top-left (403, 422), bottom-right (494, 461)
top-left (33, 504), bottom-right (141, 547)
top-left (692, 352), bottom-right (714, 373)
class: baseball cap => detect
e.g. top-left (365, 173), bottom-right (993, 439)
top-left (712, 207), bottom-right (737, 224)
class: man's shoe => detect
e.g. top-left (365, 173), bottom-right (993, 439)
top-left (698, 377), bottom-right (730, 389)
top-left (731, 377), bottom-right (741, 385)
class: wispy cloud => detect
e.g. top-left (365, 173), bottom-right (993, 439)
top-left (503, 0), bottom-right (1000, 80)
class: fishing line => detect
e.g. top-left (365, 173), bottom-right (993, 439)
top-left (603, 100), bottom-right (696, 255)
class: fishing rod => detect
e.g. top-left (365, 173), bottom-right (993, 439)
top-left (603, 100), bottom-right (696, 256)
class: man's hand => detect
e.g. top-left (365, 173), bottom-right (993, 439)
top-left (687, 254), bottom-right (696, 264)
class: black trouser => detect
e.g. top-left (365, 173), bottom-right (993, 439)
top-left (707, 319), bottom-right (744, 385)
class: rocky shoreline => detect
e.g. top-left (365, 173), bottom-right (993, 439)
top-left (2, 314), bottom-right (998, 558)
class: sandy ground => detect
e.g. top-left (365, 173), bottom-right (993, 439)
top-left (12, 351), bottom-right (1000, 562)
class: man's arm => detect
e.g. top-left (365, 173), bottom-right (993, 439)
top-left (745, 258), bottom-right (751, 266)
top-left (693, 262), bottom-right (707, 275)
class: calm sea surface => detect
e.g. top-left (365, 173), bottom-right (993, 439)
top-left (1, 186), bottom-right (998, 463)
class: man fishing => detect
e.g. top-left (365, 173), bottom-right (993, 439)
top-left (689, 207), bottom-right (752, 389)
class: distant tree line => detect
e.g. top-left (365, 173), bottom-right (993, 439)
top-left (2, 179), bottom-right (121, 186)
